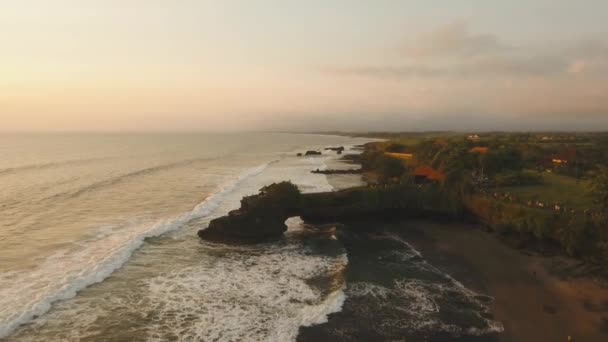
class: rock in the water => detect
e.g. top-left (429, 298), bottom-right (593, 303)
top-left (198, 210), bottom-right (289, 243)
top-left (198, 182), bottom-right (302, 243)
top-left (325, 146), bottom-right (345, 153)
top-left (198, 182), bottom-right (459, 244)
top-left (305, 150), bottom-right (322, 156)
top-left (311, 168), bottom-right (362, 175)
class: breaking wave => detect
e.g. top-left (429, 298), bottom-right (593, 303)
top-left (0, 161), bottom-right (276, 339)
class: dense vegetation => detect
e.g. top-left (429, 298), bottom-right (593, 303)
top-left (589, 167), bottom-right (608, 210)
top-left (355, 132), bottom-right (608, 265)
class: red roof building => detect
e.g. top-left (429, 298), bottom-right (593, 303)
top-left (413, 165), bottom-right (444, 182)
top-left (470, 147), bottom-right (489, 154)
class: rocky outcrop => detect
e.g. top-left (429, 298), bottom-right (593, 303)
top-left (199, 210), bottom-right (290, 243)
top-left (198, 182), bottom-right (301, 243)
top-left (198, 182), bottom-right (458, 244)
top-left (297, 148), bottom-right (343, 157)
top-left (311, 168), bottom-right (362, 175)
top-left (325, 146), bottom-right (345, 153)
top-left (340, 154), bottom-right (361, 163)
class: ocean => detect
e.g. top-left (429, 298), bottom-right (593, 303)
top-left (0, 133), bottom-right (370, 341)
top-left (0, 132), bottom-right (501, 342)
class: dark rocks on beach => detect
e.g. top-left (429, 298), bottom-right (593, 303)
top-left (311, 168), bottom-right (362, 175)
top-left (199, 211), bottom-right (289, 243)
top-left (325, 146), bottom-right (345, 153)
top-left (299, 148), bottom-right (345, 156)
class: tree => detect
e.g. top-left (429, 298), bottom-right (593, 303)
top-left (245, 181), bottom-right (302, 212)
top-left (589, 167), bottom-right (608, 210)
top-left (439, 146), bottom-right (475, 211)
top-left (378, 156), bottom-right (406, 182)
top-left (385, 143), bottom-right (408, 153)
top-left (482, 146), bottom-right (524, 176)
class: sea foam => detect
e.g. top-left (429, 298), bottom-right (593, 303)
top-left (2, 146), bottom-right (354, 341)
top-left (0, 161), bottom-right (275, 339)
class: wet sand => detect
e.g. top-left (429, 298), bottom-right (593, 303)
top-left (400, 220), bottom-right (608, 342)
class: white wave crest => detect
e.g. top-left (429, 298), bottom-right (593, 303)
top-left (2, 143), bottom-right (358, 341)
top-left (144, 245), bottom-right (347, 342)
top-left (0, 161), bottom-right (275, 339)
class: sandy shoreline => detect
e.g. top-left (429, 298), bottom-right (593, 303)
top-left (400, 220), bottom-right (608, 342)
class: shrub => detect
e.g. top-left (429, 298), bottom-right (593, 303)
top-left (243, 182), bottom-right (302, 212)
top-left (385, 143), bottom-right (408, 153)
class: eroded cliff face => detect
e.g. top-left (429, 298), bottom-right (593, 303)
top-left (198, 181), bottom-right (459, 244)
top-left (198, 182), bottom-right (301, 243)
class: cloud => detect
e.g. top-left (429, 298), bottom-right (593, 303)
top-left (404, 21), bottom-right (506, 58)
top-left (331, 22), bottom-right (608, 80)
top-left (332, 54), bottom-right (566, 79)
top-left (319, 22), bottom-right (608, 124)
top-left (568, 59), bottom-right (587, 74)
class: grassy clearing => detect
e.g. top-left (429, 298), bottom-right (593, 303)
top-left (496, 171), bottom-right (595, 210)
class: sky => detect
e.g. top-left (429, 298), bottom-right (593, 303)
top-left (1, 0), bottom-right (608, 132)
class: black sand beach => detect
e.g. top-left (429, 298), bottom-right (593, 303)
top-left (295, 152), bottom-right (608, 342)
top-left (400, 220), bottom-right (608, 342)
top-left (297, 220), bottom-right (502, 342)
top-left (300, 217), bottom-right (608, 341)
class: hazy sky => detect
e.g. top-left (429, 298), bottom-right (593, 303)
top-left (2, 0), bottom-right (608, 132)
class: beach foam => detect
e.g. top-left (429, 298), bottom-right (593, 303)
top-left (0, 161), bottom-right (275, 339)
top-left (3, 144), bottom-right (355, 341)
top-left (144, 243), bottom-right (347, 342)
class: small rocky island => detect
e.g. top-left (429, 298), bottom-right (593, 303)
top-left (198, 182), bottom-right (302, 243)
top-left (311, 168), bottom-right (362, 175)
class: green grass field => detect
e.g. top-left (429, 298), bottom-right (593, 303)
top-left (496, 171), bottom-right (595, 210)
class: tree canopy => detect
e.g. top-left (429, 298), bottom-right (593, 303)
top-left (589, 167), bottom-right (608, 210)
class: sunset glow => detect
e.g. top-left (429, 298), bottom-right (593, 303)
top-left (2, 0), bottom-right (607, 131)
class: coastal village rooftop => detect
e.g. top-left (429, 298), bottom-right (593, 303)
top-left (470, 147), bottom-right (489, 154)
top-left (384, 152), bottom-right (414, 160)
top-left (413, 165), bottom-right (444, 182)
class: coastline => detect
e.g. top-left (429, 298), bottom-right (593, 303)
top-left (303, 152), bottom-right (608, 341)
top-left (400, 220), bottom-right (608, 342)
top-left (1, 134), bottom-right (370, 341)
top-left (296, 165), bottom-right (501, 341)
